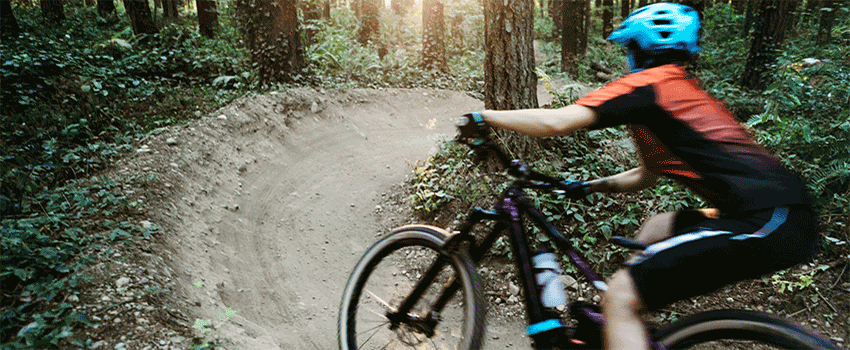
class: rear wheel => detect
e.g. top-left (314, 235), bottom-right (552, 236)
top-left (339, 225), bottom-right (485, 350)
top-left (654, 309), bottom-right (841, 349)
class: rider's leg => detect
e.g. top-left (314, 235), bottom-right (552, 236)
top-left (633, 211), bottom-right (677, 245)
top-left (602, 211), bottom-right (677, 350)
top-left (603, 269), bottom-right (648, 350)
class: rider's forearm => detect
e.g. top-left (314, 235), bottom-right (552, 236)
top-left (480, 105), bottom-right (598, 138)
top-left (588, 167), bottom-right (658, 193)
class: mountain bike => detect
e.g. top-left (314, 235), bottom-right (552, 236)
top-left (337, 116), bottom-right (841, 350)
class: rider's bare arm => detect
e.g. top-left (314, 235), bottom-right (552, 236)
top-left (479, 105), bottom-right (598, 138)
top-left (588, 166), bottom-right (659, 193)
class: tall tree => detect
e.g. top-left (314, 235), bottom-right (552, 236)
top-left (620, 0), bottom-right (630, 18)
top-left (163, 0), bottom-right (180, 22)
top-left (817, 0), bottom-right (843, 45)
top-left (1, 0), bottom-right (20, 37)
top-left (126, 0), bottom-right (158, 35)
top-left (740, 0), bottom-right (795, 90)
top-left (422, 0), bottom-right (446, 71)
top-left (483, 0), bottom-right (538, 110)
top-left (239, 0), bottom-right (303, 85)
top-left (580, 0), bottom-right (590, 53)
top-left (741, 0), bottom-right (754, 35)
top-left (357, 0), bottom-right (379, 43)
top-left (391, 0), bottom-right (413, 15)
top-left (97, 0), bottom-right (115, 17)
top-left (197, 0), bottom-right (218, 38)
top-left (300, 0), bottom-right (322, 44)
top-left (484, 0), bottom-right (539, 157)
top-left (41, 0), bottom-right (65, 23)
top-left (602, 0), bottom-right (613, 38)
top-left (549, 0), bottom-right (562, 31)
top-left (561, 0), bottom-right (585, 77)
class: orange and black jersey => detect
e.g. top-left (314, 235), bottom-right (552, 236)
top-left (574, 64), bottom-right (812, 212)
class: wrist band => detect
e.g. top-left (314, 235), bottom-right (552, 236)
top-left (470, 111), bottom-right (483, 123)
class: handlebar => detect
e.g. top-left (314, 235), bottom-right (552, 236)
top-left (455, 115), bottom-right (590, 199)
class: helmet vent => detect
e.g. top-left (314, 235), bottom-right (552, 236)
top-left (659, 31), bottom-right (672, 38)
top-left (653, 19), bottom-right (672, 25)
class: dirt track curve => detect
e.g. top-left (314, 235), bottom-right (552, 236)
top-left (129, 87), bottom-right (545, 349)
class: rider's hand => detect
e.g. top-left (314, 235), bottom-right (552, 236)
top-left (561, 180), bottom-right (591, 199)
top-left (455, 112), bottom-right (489, 147)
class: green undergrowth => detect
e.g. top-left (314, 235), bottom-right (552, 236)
top-left (304, 6), bottom-right (485, 91)
top-left (1, 4), bottom-right (250, 347)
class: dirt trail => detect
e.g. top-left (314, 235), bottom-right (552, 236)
top-left (136, 87), bottom-right (538, 349)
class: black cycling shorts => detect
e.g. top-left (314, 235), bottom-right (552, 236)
top-left (627, 206), bottom-right (820, 311)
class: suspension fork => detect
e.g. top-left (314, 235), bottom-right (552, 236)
top-left (393, 207), bottom-right (502, 322)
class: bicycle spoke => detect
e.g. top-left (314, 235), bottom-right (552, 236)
top-left (340, 227), bottom-right (483, 350)
top-left (367, 289), bottom-right (398, 313)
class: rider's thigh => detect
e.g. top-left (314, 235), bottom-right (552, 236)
top-left (634, 212), bottom-right (677, 245)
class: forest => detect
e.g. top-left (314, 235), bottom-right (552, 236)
top-left (1, 0), bottom-right (848, 347)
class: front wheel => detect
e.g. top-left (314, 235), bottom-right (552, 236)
top-left (654, 309), bottom-right (841, 349)
top-left (339, 225), bottom-right (485, 350)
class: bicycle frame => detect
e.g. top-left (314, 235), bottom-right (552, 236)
top-left (392, 161), bottom-right (609, 349)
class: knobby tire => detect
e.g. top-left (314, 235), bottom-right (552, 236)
top-left (338, 225), bottom-right (485, 350)
top-left (654, 309), bottom-right (841, 349)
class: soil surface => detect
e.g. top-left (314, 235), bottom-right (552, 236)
top-left (90, 85), bottom-right (848, 350)
top-left (112, 87), bottom-right (540, 349)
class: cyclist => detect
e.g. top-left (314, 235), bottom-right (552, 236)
top-left (467, 3), bottom-right (820, 349)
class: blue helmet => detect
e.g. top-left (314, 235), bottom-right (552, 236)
top-left (608, 3), bottom-right (701, 72)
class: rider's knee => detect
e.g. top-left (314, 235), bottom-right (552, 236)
top-left (603, 270), bottom-right (644, 312)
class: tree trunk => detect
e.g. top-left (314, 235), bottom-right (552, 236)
top-left (620, 0), bottom-right (629, 18)
top-left (41, 0), bottom-right (65, 23)
top-left (197, 0), bottom-right (217, 38)
top-left (352, 0), bottom-right (361, 18)
top-left (561, 0), bottom-right (584, 77)
top-left (740, 0), bottom-right (795, 90)
top-left (581, 0), bottom-right (589, 53)
top-left (357, 0), bottom-right (379, 43)
top-left (742, 0), bottom-right (755, 35)
top-left (300, 1), bottom-right (321, 44)
top-left (805, 0), bottom-right (822, 23)
top-left (126, 0), bottom-right (158, 35)
top-left (549, 0), bottom-right (562, 31)
top-left (816, 0), bottom-right (841, 45)
top-left (391, 0), bottom-right (412, 15)
top-left (484, 0), bottom-right (537, 110)
top-left (97, 0), bottom-right (115, 17)
top-left (484, 0), bottom-right (539, 157)
top-left (162, 0), bottom-right (179, 22)
top-left (1, 0), bottom-right (20, 37)
top-left (602, 0), bottom-right (613, 38)
top-left (239, 0), bottom-right (303, 86)
top-left (422, 0), bottom-right (446, 71)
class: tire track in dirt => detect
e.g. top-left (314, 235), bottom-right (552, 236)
top-left (150, 88), bottom-right (496, 348)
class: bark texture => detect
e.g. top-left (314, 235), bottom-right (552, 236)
top-left (483, 0), bottom-right (538, 110)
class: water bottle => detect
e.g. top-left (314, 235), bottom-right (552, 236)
top-left (532, 250), bottom-right (568, 308)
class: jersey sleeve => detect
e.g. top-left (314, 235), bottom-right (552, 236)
top-left (573, 69), bottom-right (668, 130)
